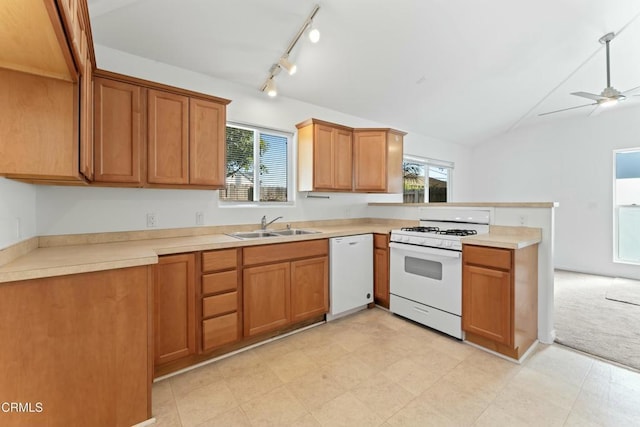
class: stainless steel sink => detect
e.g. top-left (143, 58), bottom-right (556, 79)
top-left (227, 229), bottom-right (320, 239)
top-left (227, 231), bottom-right (279, 239)
top-left (271, 229), bottom-right (319, 236)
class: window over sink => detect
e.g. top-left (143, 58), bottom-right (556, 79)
top-left (403, 155), bottom-right (453, 203)
top-left (220, 123), bottom-right (293, 204)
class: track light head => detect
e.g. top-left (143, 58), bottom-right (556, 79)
top-left (265, 78), bottom-right (277, 97)
top-left (308, 26), bottom-right (320, 43)
top-left (278, 57), bottom-right (297, 75)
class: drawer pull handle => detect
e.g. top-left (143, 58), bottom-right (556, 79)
top-left (413, 306), bottom-right (430, 314)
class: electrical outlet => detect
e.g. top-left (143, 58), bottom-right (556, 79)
top-left (15, 217), bottom-right (21, 239)
top-left (518, 215), bottom-right (527, 226)
top-left (146, 213), bottom-right (157, 228)
top-left (345, 208), bottom-right (351, 218)
top-left (196, 211), bottom-right (204, 226)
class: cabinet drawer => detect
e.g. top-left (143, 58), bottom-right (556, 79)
top-left (202, 313), bottom-right (238, 351)
top-left (463, 245), bottom-right (512, 270)
top-left (202, 292), bottom-right (237, 318)
top-left (202, 249), bottom-right (238, 272)
top-left (202, 270), bottom-right (237, 295)
top-left (243, 239), bottom-right (328, 266)
top-left (374, 234), bottom-right (388, 249)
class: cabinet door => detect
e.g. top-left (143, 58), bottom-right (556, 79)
top-left (94, 77), bottom-right (142, 183)
top-left (313, 124), bottom-right (335, 189)
top-left (353, 130), bottom-right (387, 191)
top-left (462, 265), bottom-right (512, 346)
top-left (374, 247), bottom-right (389, 308)
top-left (154, 254), bottom-right (196, 366)
top-left (243, 262), bottom-right (291, 336)
top-left (334, 128), bottom-right (353, 190)
top-left (291, 257), bottom-right (329, 322)
top-left (189, 98), bottom-right (226, 186)
top-left (147, 89), bottom-right (189, 184)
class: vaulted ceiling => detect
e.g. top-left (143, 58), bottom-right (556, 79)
top-left (87, 0), bottom-right (640, 146)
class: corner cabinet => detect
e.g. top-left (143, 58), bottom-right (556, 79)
top-left (353, 129), bottom-right (405, 193)
top-left (462, 244), bottom-right (538, 359)
top-left (0, 0), bottom-right (94, 183)
top-left (93, 70), bottom-right (230, 189)
top-left (296, 118), bottom-right (406, 194)
top-left (242, 240), bottom-right (329, 337)
top-left (296, 119), bottom-right (353, 191)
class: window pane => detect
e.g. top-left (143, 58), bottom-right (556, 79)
top-left (403, 161), bottom-right (425, 203)
top-left (428, 166), bottom-right (448, 202)
top-left (221, 126), bottom-right (255, 201)
top-left (259, 133), bottom-right (288, 202)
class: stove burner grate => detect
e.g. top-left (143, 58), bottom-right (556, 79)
top-left (401, 226), bottom-right (440, 233)
top-left (438, 229), bottom-right (478, 236)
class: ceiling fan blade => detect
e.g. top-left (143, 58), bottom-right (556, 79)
top-left (571, 91), bottom-right (606, 101)
top-left (622, 85), bottom-right (640, 95)
top-left (538, 102), bottom-right (597, 116)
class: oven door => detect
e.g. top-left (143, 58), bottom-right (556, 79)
top-left (389, 242), bottom-right (462, 315)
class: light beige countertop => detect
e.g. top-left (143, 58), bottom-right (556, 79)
top-left (369, 202), bottom-right (558, 208)
top-left (461, 226), bottom-right (542, 249)
top-left (0, 219), bottom-right (415, 283)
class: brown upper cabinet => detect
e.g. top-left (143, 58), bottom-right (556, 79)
top-left (297, 119), bottom-right (353, 191)
top-left (0, 0), bottom-right (94, 183)
top-left (93, 70), bottom-right (230, 189)
top-left (296, 118), bottom-right (405, 193)
top-left (94, 77), bottom-right (143, 184)
top-left (353, 129), bottom-right (405, 193)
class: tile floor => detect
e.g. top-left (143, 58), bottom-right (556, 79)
top-left (152, 308), bottom-right (640, 426)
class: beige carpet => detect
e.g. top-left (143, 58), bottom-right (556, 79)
top-left (554, 270), bottom-right (640, 371)
top-left (606, 277), bottom-right (640, 306)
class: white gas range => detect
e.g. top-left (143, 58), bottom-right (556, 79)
top-left (389, 208), bottom-right (491, 339)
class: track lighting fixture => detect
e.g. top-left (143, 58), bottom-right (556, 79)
top-left (260, 4), bottom-right (320, 97)
top-left (278, 56), bottom-right (297, 75)
top-left (265, 78), bottom-right (277, 97)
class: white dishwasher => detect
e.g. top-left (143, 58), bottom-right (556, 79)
top-left (327, 234), bottom-right (373, 321)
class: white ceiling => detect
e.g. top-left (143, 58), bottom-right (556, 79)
top-left (87, 0), bottom-right (640, 146)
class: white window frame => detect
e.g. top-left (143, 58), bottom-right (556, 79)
top-left (612, 147), bottom-right (640, 265)
top-left (403, 155), bottom-right (454, 203)
top-left (219, 122), bottom-right (294, 206)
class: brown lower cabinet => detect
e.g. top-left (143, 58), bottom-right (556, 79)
top-left (462, 244), bottom-right (538, 359)
top-left (200, 248), bottom-right (241, 352)
top-left (373, 233), bottom-right (390, 308)
top-left (0, 266), bottom-right (152, 427)
top-left (154, 253), bottom-right (196, 367)
top-left (153, 240), bottom-right (329, 376)
top-left (243, 240), bottom-right (329, 337)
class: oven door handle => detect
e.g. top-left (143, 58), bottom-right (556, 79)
top-left (389, 242), bottom-right (461, 259)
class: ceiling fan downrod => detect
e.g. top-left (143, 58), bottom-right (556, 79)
top-left (599, 32), bottom-right (615, 88)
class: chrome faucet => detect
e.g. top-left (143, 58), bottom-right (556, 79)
top-left (261, 215), bottom-right (283, 230)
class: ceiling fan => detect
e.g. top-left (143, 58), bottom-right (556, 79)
top-left (540, 32), bottom-right (640, 116)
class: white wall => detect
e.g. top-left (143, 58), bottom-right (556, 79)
top-left (34, 45), bottom-right (472, 236)
top-left (469, 106), bottom-right (640, 280)
top-left (0, 177), bottom-right (37, 248)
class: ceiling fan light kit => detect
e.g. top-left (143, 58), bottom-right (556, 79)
top-left (260, 4), bottom-right (320, 97)
top-left (540, 31), bottom-right (639, 116)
